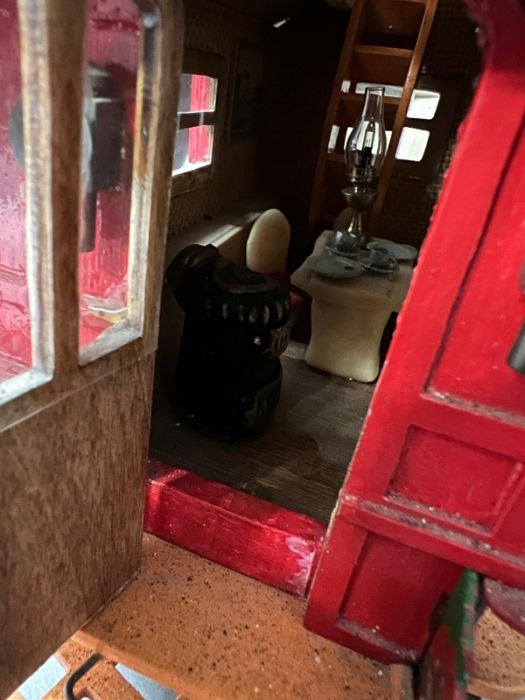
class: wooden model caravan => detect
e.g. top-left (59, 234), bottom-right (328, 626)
top-left (1, 0), bottom-right (525, 698)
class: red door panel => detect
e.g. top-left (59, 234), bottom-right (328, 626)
top-left (428, 152), bottom-right (525, 415)
top-left (306, 0), bottom-right (525, 663)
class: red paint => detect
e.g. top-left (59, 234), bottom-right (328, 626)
top-left (188, 75), bottom-right (211, 164)
top-left (79, 1), bottom-right (140, 347)
top-left (306, 0), bottom-right (525, 663)
top-left (0, 0), bottom-right (142, 356)
top-left (145, 460), bottom-right (325, 597)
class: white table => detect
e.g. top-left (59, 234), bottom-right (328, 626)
top-left (290, 230), bottom-right (414, 382)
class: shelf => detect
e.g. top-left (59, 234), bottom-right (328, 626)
top-left (76, 534), bottom-right (401, 700)
top-left (350, 46), bottom-right (413, 88)
top-left (149, 342), bottom-right (374, 523)
top-left (341, 92), bottom-right (401, 106)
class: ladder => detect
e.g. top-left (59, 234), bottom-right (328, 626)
top-left (309, 0), bottom-right (438, 235)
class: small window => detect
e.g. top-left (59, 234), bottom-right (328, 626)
top-left (0, 0), bottom-right (53, 404)
top-left (407, 89), bottom-right (441, 120)
top-left (396, 127), bottom-right (430, 162)
top-left (173, 74), bottom-right (218, 176)
top-left (78, 0), bottom-right (162, 363)
top-left (328, 125), bottom-right (340, 152)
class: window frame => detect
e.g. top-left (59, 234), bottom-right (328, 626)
top-left (0, 0), bottom-right (54, 407)
top-left (0, 0), bottom-right (181, 432)
top-left (171, 50), bottom-right (226, 196)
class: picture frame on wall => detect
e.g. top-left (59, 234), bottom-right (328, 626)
top-left (228, 44), bottom-right (265, 141)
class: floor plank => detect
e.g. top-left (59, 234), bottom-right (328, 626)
top-left (149, 342), bottom-right (374, 522)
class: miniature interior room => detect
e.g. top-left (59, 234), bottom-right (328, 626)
top-left (4, 1), bottom-right (525, 699)
top-left (149, 0), bottom-right (481, 524)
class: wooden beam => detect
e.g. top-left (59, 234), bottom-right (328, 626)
top-left (145, 460), bottom-right (326, 596)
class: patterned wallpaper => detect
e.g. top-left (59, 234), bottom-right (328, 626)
top-left (168, 0), bottom-right (267, 236)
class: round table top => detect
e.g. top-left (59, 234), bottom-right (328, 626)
top-left (290, 230), bottom-right (414, 311)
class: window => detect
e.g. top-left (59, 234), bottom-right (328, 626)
top-left (407, 89), bottom-right (441, 120)
top-left (0, 0), bottom-right (53, 404)
top-left (331, 82), bottom-right (438, 162)
top-left (173, 74), bottom-right (218, 176)
top-left (78, 0), bottom-right (162, 363)
top-left (396, 127), bottom-right (430, 162)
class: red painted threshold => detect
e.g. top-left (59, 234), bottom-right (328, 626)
top-left (145, 459), bottom-right (326, 597)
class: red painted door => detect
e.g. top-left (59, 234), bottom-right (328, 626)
top-left (305, 0), bottom-right (525, 664)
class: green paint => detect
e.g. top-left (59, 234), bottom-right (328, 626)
top-left (442, 570), bottom-right (479, 687)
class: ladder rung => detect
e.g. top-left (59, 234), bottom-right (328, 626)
top-left (340, 92), bottom-right (400, 107)
top-left (354, 45), bottom-right (414, 59)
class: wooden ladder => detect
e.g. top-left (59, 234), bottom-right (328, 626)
top-left (309, 0), bottom-right (438, 235)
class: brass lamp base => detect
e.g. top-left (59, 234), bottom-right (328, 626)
top-left (326, 185), bottom-right (378, 258)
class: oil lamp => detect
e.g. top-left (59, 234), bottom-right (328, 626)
top-left (328, 86), bottom-right (387, 256)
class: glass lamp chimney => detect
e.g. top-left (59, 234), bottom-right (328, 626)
top-left (345, 87), bottom-right (386, 185)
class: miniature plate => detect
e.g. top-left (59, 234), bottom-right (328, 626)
top-left (307, 254), bottom-right (364, 279)
top-left (368, 238), bottom-right (418, 262)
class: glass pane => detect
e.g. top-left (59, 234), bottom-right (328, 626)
top-left (328, 125), bottom-right (340, 152)
top-left (0, 0), bottom-right (52, 402)
top-left (178, 73), bottom-right (218, 113)
top-left (407, 89), bottom-right (441, 120)
top-left (78, 0), bottom-right (143, 359)
top-left (396, 127), bottom-right (430, 162)
top-left (172, 125), bottom-right (214, 175)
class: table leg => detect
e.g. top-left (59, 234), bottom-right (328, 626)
top-left (305, 299), bottom-right (391, 382)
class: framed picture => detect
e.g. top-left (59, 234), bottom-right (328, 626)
top-left (228, 44), bottom-right (265, 141)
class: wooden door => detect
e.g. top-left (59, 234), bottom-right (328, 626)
top-left (0, 1), bottom-right (182, 696)
top-left (305, 0), bottom-right (525, 665)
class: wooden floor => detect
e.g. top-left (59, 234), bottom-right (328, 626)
top-left (149, 342), bottom-right (374, 523)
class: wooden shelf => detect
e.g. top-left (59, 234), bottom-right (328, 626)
top-left (350, 46), bottom-right (412, 89)
top-left (341, 92), bottom-right (401, 106)
top-left (149, 342), bottom-right (374, 523)
top-left (76, 534), bottom-right (405, 700)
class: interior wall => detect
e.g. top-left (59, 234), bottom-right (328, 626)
top-left (167, 0), bottom-right (347, 261)
top-left (376, 0), bottom-right (482, 247)
top-left (259, 3), bottom-right (347, 268)
top-left (168, 0), bottom-right (268, 236)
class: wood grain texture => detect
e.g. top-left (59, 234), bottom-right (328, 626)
top-left (150, 342), bottom-right (374, 522)
top-left (76, 534), bottom-right (394, 700)
top-left (145, 461), bottom-right (326, 595)
top-left (1, 0), bottom-right (183, 433)
top-left (0, 354), bottom-right (154, 698)
top-left (0, 2), bottom-right (183, 693)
